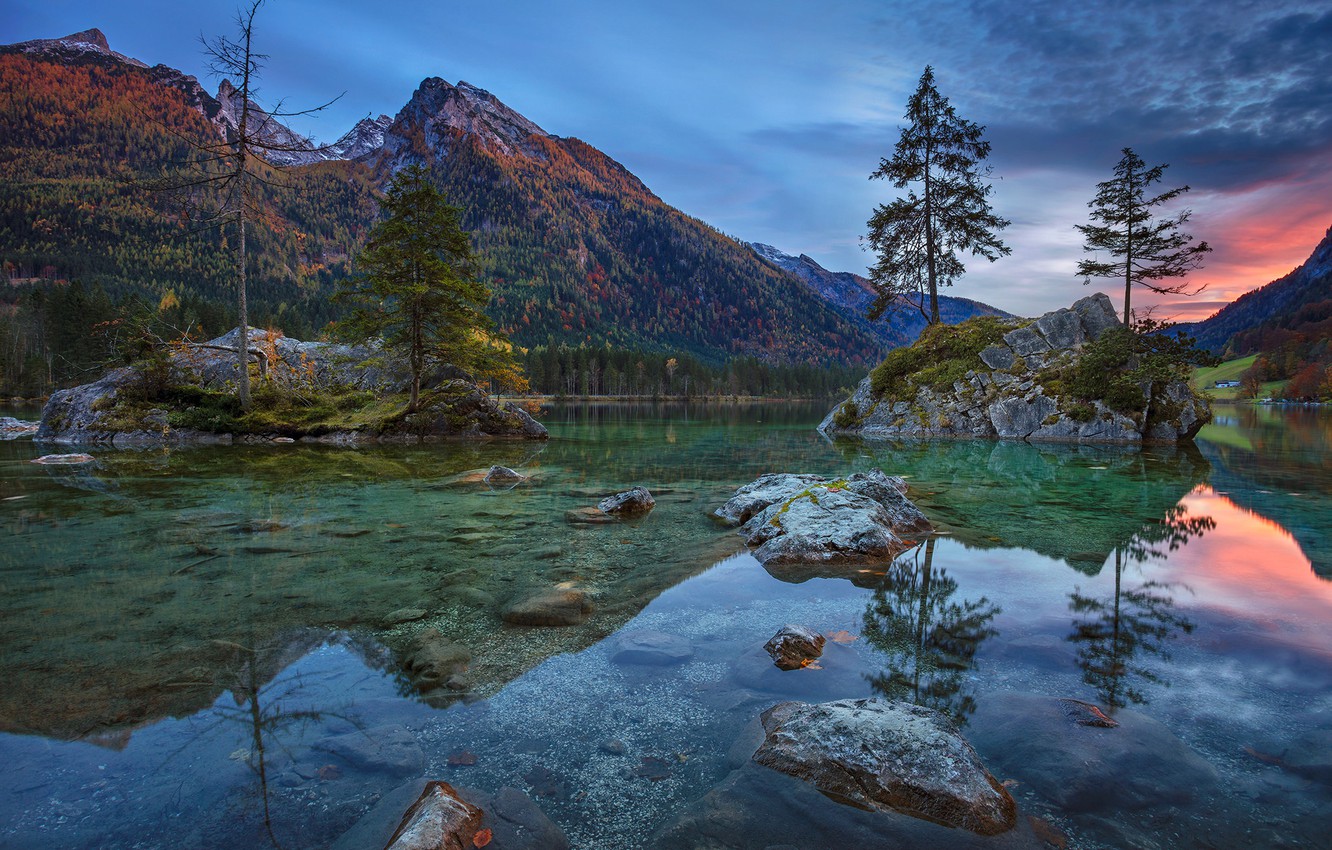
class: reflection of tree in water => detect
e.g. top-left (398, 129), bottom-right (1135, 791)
top-left (186, 631), bottom-right (363, 849)
top-left (861, 538), bottom-right (1001, 722)
top-left (1067, 505), bottom-right (1213, 712)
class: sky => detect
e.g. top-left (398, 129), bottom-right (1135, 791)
top-left (3, 0), bottom-right (1330, 320)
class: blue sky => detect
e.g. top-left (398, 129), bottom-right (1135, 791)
top-left (3, 0), bottom-right (1329, 319)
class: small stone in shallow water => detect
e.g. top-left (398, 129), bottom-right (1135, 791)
top-left (764, 625), bottom-right (826, 671)
top-left (502, 588), bottom-right (593, 626)
top-left (599, 739), bottom-right (627, 756)
top-left (383, 607), bottom-right (428, 626)
top-left (484, 465), bottom-right (526, 485)
top-left (564, 506), bottom-right (617, 525)
top-left (1058, 698), bottom-right (1119, 728)
top-left (383, 781), bottom-right (483, 850)
top-left (598, 486), bottom-right (656, 515)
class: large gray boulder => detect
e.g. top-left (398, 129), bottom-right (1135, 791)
top-left (752, 699), bottom-right (1017, 835)
top-left (820, 292), bottom-right (1210, 445)
top-left (718, 470), bottom-right (931, 566)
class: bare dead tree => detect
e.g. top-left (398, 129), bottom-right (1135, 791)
top-left (147, 0), bottom-right (342, 409)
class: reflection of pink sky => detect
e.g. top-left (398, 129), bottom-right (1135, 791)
top-left (1171, 486), bottom-right (1332, 654)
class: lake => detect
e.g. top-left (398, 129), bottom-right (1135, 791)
top-left (1, 401), bottom-right (1329, 849)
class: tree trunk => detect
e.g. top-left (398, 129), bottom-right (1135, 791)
top-left (236, 208), bottom-right (250, 409)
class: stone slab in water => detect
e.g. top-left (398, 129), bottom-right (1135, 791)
top-left (751, 698), bottom-right (1017, 835)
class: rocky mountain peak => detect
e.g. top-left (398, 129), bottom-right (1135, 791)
top-left (6, 27), bottom-right (147, 68)
top-left (391, 76), bottom-right (553, 160)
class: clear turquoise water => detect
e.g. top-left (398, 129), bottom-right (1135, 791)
top-left (1, 401), bottom-right (1329, 849)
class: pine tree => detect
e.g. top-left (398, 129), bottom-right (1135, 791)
top-left (335, 165), bottom-right (496, 412)
top-left (866, 66), bottom-right (1009, 325)
top-left (1075, 148), bottom-right (1212, 327)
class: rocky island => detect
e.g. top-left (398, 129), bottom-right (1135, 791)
top-left (35, 328), bottom-right (546, 445)
top-left (820, 293), bottom-right (1210, 444)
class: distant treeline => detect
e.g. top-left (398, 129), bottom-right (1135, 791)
top-left (519, 343), bottom-right (864, 399)
top-left (0, 281), bottom-right (867, 399)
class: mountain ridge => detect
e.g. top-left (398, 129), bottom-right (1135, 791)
top-left (1177, 225), bottom-right (1332, 354)
top-left (748, 242), bottom-right (1014, 348)
top-left (0, 27), bottom-right (889, 369)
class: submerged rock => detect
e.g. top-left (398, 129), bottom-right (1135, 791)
top-left (501, 587), bottom-right (593, 626)
top-left (402, 630), bottom-right (472, 691)
top-left (0, 416), bottom-right (38, 438)
top-left (971, 692), bottom-right (1218, 813)
top-left (30, 453), bottom-right (95, 465)
top-left (763, 625), bottom-right (826, 670)
top-left (752, 698), bottom-right (1016, 835)
top-left (597, 486), bottom-right (656, 516)
top-left (313, 724), bottom-right (425, 777)
top-left (383, 781), bottom-right (483, 850)
top-left (484, 465), bottom-right (526, 486)
top-left (612, 630), bottom-right (694, 665)
top-left (718, 470), bottom-right (931, 566)
top-left (564, 506), bottom-right (616, 525)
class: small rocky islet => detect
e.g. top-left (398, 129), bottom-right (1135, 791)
top-left (33, 327), bottom-right (547, 446)
top-left (820, 293), bottom-right (1211, 444)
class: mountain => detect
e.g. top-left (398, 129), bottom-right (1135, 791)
top-left (1179, 225), bottom-right (1332, 354)
top-left (749, 242), bottom-right (1014, 348)
top-left (0, 29), bottom-right (886, 371)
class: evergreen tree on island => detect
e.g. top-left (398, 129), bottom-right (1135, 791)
top-left (865, 66), bottom-right (1010, 326)
top-left (336, 165), bottom-right (502, 413)
top-left (1075, 148), bottom-right (1212, 327)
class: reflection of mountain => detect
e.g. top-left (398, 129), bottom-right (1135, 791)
top-left (1197, 408), bottom-right (1332, 578)
top-left (829, 438), bottom-right (1211, 573)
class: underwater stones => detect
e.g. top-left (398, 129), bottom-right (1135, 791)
top-left (382, 780), bottom-right (483, 850)
top-left (612, 630), bottom-right (694, 665)
top-left (564, 506), bottom-right (617, 525)
top-left (1281, 729), bottom-right (1332, 783)
top-left (1058, 698), bottom-right (1118, 728)
top-left (598, 486), bottom-right (656, 516)
top-left (501, 587), bottom-right (593, 626)
top-left (484, 465), bottom-right (526, 486)
top-left (314, 724), bottom-right (425, 778)
top-left (972, 692), bottom-right (1218, 813)
top-left (30, 453), bottom-right (96, 465)
top-left (402, 630), bottom-right (472, 690)
top-left (384, 607), bottom-right (429, 626)
top-left (752, 698), bottom-right (1017, 836)
top-left (763, 625), bottom-right (826, 670)
top-left (460, 785), bottom-right (571, 849)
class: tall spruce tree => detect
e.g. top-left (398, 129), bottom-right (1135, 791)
top-left (866, 66), bottom-right (1010, 325)
top-left (1075, 148), bottom-right (1212, 327)
top-left (335, 165), bottom-right (494, 413)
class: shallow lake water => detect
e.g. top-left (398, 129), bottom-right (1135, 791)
top-left (1, 401), bottom-right (1329, 849)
